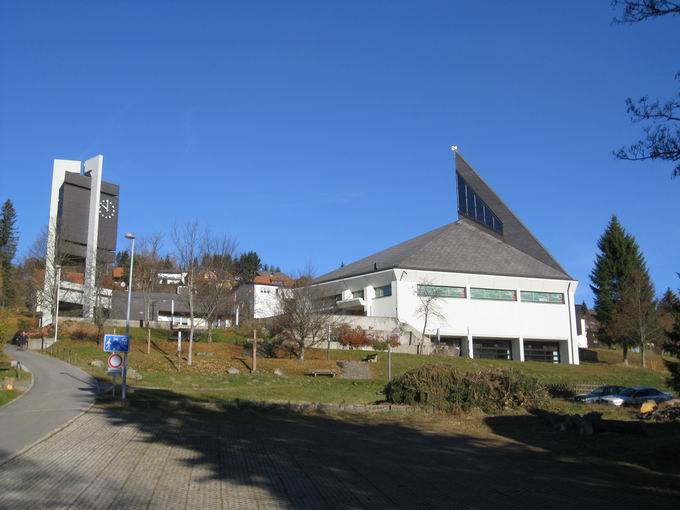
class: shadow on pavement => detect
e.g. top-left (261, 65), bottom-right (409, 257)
top-left (485, 408), bottom-right (680, 475)
top-left (95, 388), bottom-right (680, 510)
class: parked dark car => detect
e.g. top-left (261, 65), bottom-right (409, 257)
top-left (574, 385), bottom-right (628, 403)
top-left (600, 386), bottom-right (673, 407)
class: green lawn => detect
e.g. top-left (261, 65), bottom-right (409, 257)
top-left (0, 347), bottom-right (32, 407)
top-left (327, 348), bottom-right (674, 389)
top-left (45, 329), bottom-right (677, 405)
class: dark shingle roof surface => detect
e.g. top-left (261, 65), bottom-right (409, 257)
top-left (315, 220), bottom-right (571, 283)
top-left (315, 154), bottom-right (572, 284)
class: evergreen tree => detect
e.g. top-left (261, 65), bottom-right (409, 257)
top-left (662, 283), bottom-right (680, 357)
top-left (590, 215), bottom-right (650, 363)
top-left (237, 251), bottom-right (261, 283)
top-left (0, 200), bottom-right (19, 307)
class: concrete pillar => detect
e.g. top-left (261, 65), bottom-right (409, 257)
top-left (511, 337), bottom-right (524, 362)
top-left (465, 329), bottom-right (474, 358)
top-left (364, 285), bottom-right (375, 317)
top-left (83, 155), bottom-right (104, 320)
top-left (42, 159), bottom-right (81, 326)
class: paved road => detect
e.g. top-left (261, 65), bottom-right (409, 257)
top-left (1, 401), bottom-right (678, 509)
top-left (0, 345), bottom-right (97, 464)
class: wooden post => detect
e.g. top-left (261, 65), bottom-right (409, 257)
top-left (147, 327), bottom-right (151, 354)
top-left (326, 323), bottom-right (331, 360)
top-left (251, 329), bottom-right (257, 374)
top-left (388, 343), bottom-right (392, 381)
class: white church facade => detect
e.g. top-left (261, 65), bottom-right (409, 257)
top-left (312, 153), bottom-right (580, 364)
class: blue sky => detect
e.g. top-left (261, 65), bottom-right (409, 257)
top-left (1, 1), bottom-right (678, 305)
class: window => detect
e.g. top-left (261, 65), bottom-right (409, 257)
top-left (523, 341), bottom-right (560, 363)
top-left (417, 285), bottom-right (466, 298)
top-left (470, 287), bottom-right (516, 301)
top-left (473, 339), bottom-right (512, 360)
top-left (374, 285), bottom-right (392, 298)
top-left (352, 290), bottom-right (364, 299)
top-left (457, 174), bottom-right (503, 234)
top-left (520, 291), bottom-right (564, 304)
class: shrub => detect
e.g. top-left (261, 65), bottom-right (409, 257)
top-left (17, 317), bottom-right (37, 332)
top-left (0, 314), bottom-right (11, 347)
top-left (372, 340), bottom-right (389, 351)
top-left (61, 321), bottom-right (99, 341)
top-left (336, 325), bottom-right (373, 349)
top-left (384, 364), bottom-right (548, 413)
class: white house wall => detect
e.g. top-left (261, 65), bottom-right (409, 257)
top-left (313, 268), bottom-right (580, 364)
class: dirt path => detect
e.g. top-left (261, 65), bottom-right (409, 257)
top-left (338, 360), bottom-right (373, 379)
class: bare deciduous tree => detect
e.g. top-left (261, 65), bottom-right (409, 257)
top-left (172, 221), bottom-right (202, 366)
top-left (611, 1), bottom-right (680, 177)
top-left (196, 234), bottom-right (237, 342)
top-left (609, 269), bottom-right (661, 368)
top-left (414, 282), bottom-right (446, 355)
top-left (131, 234), bottom-right (163, 353)
top-left (273, 280), bottom-right (336, 361)
top-left (27, 225), bottom-right (74, 333)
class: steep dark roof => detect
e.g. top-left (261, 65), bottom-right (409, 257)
top-left (455, 153), bottom-right (569, 275)
top-left (315, 155), bottom-right (572, 284)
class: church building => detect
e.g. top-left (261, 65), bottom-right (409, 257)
top-left (312, 153), bottom-right (580, 364)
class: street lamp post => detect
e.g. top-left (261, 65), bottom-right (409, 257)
top-left (122, 232), bottom-right (135, 401)
top-left (53, 265), bottom-right (62, 347)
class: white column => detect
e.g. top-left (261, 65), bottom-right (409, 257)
top-left (42, 159), bottom-right (81, 326)
top-left (364, 285), bottom-right (375, 317)
top-left (82, 155), bottom-right (104, 319)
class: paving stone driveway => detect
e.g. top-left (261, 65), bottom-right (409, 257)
top-left (0, 402), bottom-right (678, 510)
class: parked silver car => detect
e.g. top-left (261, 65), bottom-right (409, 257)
top-left (599, 386), bottom-right (673, 407)
top-left (573, 385), bottom-right (628, 403)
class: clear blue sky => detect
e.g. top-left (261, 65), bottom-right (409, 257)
top-left (1, 1), bottom-right (678, 305)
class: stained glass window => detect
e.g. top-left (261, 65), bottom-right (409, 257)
top-left (520, 291), bottom-right (564, 304)
top-left (417, 285), bottom-right (466, 298)
top-left (470, 288), bottom-right (516, 301)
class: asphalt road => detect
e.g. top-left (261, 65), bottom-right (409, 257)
top-left (0, 344), bottom-right (97, 464)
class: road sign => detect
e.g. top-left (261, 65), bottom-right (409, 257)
top-left (104, 334), bottom-right (130, 353)
top-left (108, 353), bottom-right (123, 369)
top-left (107, 367), bottom-right (122, 376)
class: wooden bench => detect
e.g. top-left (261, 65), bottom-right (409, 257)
top-left (0, 360), bottom-right (19, 374)
top-left (305, 369), bottom-right (337, 378)
top-left (362, 353), bottom-right (379, 363)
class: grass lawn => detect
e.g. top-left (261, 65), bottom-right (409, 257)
top-left (44, 326), bottom-right (678, 405)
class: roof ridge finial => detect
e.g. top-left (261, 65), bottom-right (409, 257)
top-left (450, 145), bottom-right (458, 153)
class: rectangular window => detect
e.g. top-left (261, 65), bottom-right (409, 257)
top-left (417, 285), bottom-right (466, 298)
top-left (352, 290), bottom-right (364, 299)
top-left (520, 291), bottom-right (565, 304)
top-left (374, 285), bottom-right (392, 298)
top-left (470, 287), bottom-right (516, 301)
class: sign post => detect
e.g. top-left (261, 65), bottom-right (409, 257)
top-left (104, 334), bottom-right (129, 400)
top-left (107, 352), bottom-right (123, 397)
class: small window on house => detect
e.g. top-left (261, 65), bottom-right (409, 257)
top-left (417, 285), bottom-right (466, 298)
top-left (520, 291), bottom-right (564, 304)
top-left (374, 285), bottom-right (392, 298)
top-left (352, 290), bottom-right (364, 299)
top-left (470, 288), bottom-right (516, 301)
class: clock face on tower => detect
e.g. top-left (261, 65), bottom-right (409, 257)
top-left (99, 198), bottom-right (116, 219)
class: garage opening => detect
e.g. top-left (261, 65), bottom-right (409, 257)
top-left (473, 339), bottom-right (512, 360)
top-left (524, 341), bottom-right (560, 363)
